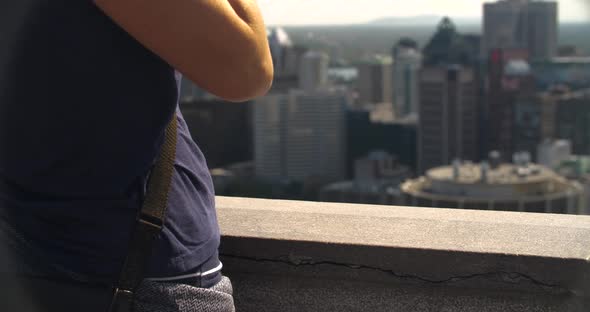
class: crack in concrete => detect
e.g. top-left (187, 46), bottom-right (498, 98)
top-left (221, 253), bottom-right (569, 294)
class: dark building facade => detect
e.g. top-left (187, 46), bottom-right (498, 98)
top-left (418, 18), bottom-right (483, 173)
top-left (512, 95), bottom-right (550, 159)
top-left (482, 0), bottom-right (558, 61)
top-left (555, 93), bottom-right (590, 155)
top-left (356, 57), bottom-right (393, 106)
top-left (422, 17), bottom-right (481, 67)
top-left (418, 67), bottom-right (479, 173)
top-left (180, 99), bottom-right (253, 169)
top-left (509, 89), bottom-right (590, 159)
top-left (531, 58), bottom-right (590, 92)
top-left (347, 109), bottom-right (417, 177)
top-left (486, 49), bottom-right (537, 160)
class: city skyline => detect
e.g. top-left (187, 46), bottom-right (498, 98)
top-left (259, 0), bottom-right (589, 25)
top-left (181, 0), bottom-right (590, 214)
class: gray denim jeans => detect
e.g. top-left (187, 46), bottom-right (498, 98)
top-left (0, 217), bottom-right (235, 312)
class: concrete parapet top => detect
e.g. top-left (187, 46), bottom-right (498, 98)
top-left (217, 196), bottom-right (590, 259)
top-left (216, 196), bottom-right (590, 296)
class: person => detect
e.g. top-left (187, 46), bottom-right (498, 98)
top-left (0, 0), bottom-right (273, 311)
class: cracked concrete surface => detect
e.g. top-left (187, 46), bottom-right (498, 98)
top-left (221, 254), bottom-right (564, 291)
top-left (215, 196), bottom-right (590, 311)
top-left (221, 255), bottom-right (588, 312)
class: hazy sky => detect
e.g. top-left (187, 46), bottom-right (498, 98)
top-left (259, 0), bottom-right (590, 25)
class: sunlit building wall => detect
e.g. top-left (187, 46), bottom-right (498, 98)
top-left (392, 46), bottom-right (422, 118)
top-left (356, 56), bottom-right (393, 106)
top-left (254, 88), bottom-right (349, 182)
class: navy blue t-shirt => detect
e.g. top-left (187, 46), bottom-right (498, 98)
top-left (0, 0), bottom-right (220, 279)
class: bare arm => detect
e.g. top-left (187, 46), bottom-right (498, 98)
top-left (94, 0), bottom-right (273, 102)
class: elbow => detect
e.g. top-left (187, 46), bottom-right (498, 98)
top-left (255, 59), bottom-right (274, 98)
top-left (221, 56), bottom-right (274, 102)
top-left (184, 55), bottom-right (273, 103)
top-left (185, 28), bottom-right (274, 103)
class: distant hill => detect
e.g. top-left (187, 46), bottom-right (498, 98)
top-left (280, 22), bottom-right (590, 64)
top-left (368, 15), bottom-right (480, 27)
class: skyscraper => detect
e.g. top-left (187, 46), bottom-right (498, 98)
top-left (554, 90), bottom-right (590, 155)
top-left (299, 51), bottom-right (330, 92)
top-left (254, 94), bottom-right (287, 178)
top-left (486, 51), bottom-right (536, 159)
top-left (254, 88), bottom-right (349, 182)
top-left (418, 18), bottom-right (481, 173)
top-left (347, 107), bottom-right (418, 175)
top-left (268, 27), bottom-right (295, 77)
top-left (422, 17), bottom-right (477, 67)
top-left (512, 94), bottom-right (552, 159)
top-left (392, 39), bottom-right (422, 118)
top-left (482, 0), bottom-right (558, 60)
top-left (418, 66), bottom-right (479, 173)
top-left (267, 28), bottom-right (308, 93)
top-left (285, 89), bottom-right (348, 181)
top-left (356, 55), bottom-right (393, 106)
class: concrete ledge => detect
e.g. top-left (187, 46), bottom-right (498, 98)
top-left (216, 196), bottom-right (590, 311)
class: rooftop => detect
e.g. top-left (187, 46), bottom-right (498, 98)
top-left (402, 162), bottom-right (584, 206)
top-left (427, 163), bottom-right (555, 186)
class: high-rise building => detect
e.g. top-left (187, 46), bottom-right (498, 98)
top-left (554, 90), bottom-right (590, 155)
top-left (254, 88), bottom-right (349, 182)
top-left (482, 0), bottom-right (558, 61)
top-left (527, 1), bottom-right (558, 60)
top-left (418, 18), bottom-right (482, 173)
top-left (392, 39), bottom-right (422, 118)
top-left (486, 52), bottom-right (537, 159)
top-left (268, 27), bottom-right (296, 77)
top-left (285, 89), bottom-right (348, 181)
top-left (299, 51), bottom-right (330, 92)
top-left (356, 55), bottom-right (393, 106)
top-left (422, 17), bottom-right (479, 67)
top-left (253, 94), bottom-right (287, 178)
top-left (347, 105), bottom-right (417, 176)
top-left (267, 28), bottom-right (308, 93)
top-left (531, 57), bottom-right (590, 91)
top-left (510, 88), bottom-right (590, 158)
top-left (512, 93), bottom-right (555, 158)
top-left (418, 66), bottom-right (479, 173)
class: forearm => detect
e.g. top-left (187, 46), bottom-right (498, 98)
top-left (94, 0), bottom-right (273, 101)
